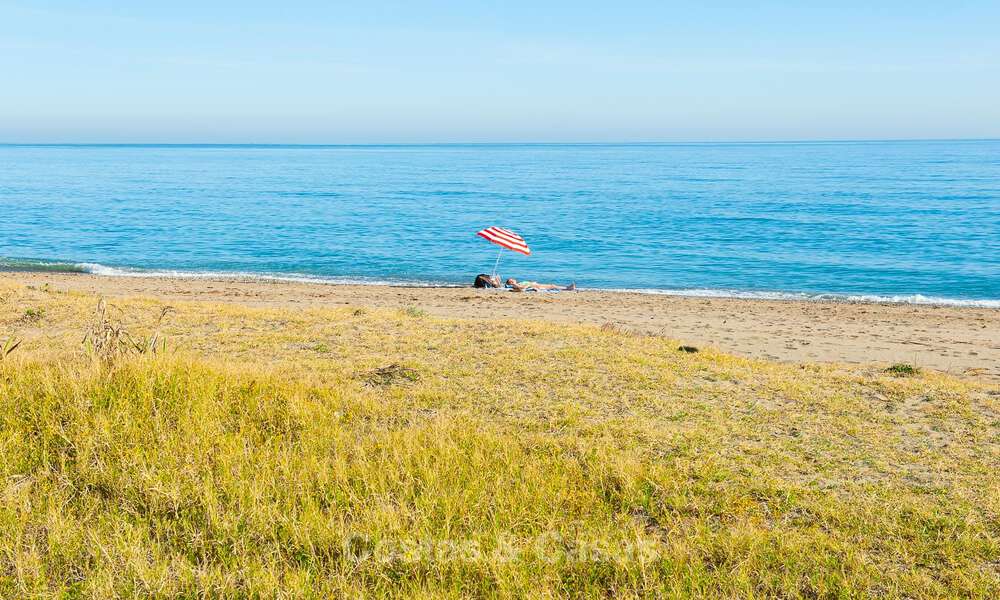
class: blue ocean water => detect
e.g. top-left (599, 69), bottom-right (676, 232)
top-left (1, 141), bottom-right (998, 306)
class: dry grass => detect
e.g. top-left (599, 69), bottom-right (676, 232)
top-left (0, 336), bottom-right (21, 361)
top-left (82, 299), bottom-right (171, 365)
top-left (0, 280), bottom-right (998, 598)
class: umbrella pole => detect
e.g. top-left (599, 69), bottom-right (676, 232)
top-left (491, 248), bottom-right (503, 278)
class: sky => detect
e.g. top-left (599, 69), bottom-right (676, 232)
top-left (1, 1), bottom-right (999, 143)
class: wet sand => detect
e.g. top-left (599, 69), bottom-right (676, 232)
top-left (4, 271), bottom-right (998, 382)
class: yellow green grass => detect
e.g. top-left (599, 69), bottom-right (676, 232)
top-left (1, 280), bottom-right (999, 598)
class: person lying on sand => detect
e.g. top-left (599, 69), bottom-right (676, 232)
top-left (505, 278), bottom-right (576, 292)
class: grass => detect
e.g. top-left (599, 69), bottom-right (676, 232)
top-left (0, 336), bottom-right (21, 360)
top-left (20, 307), bottom-right (45, 323)
top-left (0, 280), bottom-right (998, 598)
top-left (403, 306), bottom-right (429, 318)
top-left (885, 363), bottom-right (921, 377)
top-left (364, 363), bottom-right (421, 386)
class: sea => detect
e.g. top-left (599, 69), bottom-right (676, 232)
top-left (1, 141), bottom-right (998, 307)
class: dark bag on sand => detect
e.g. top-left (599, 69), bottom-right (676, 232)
top-left (473, 274), bottom-right (498, 288)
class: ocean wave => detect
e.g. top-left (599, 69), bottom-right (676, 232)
top-left (0, 258), bottom-right (89, 273)
top-left (3, 258), bottom-right (997, 308)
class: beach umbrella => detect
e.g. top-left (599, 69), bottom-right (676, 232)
top-left (476, 226), bottom-right (530, 276)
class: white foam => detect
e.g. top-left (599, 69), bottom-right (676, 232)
top-left (599, 287), bottom-right (1000, 308)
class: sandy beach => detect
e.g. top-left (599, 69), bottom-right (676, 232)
top-left (7, 3), bottom-right (1000, 594)
top-left (5, 271), bottom-right (998, 383)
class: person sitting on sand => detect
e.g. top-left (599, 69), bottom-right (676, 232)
top-left (473, 273), bottom-right (502, 288)
top-left (505, 278), bottom-right (576, 292)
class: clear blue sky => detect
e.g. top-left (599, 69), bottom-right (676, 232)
top-left (2, 1), bottom-right (998, 143)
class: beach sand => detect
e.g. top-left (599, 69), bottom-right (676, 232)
top-left (4, 271), bottom-right (998, 382)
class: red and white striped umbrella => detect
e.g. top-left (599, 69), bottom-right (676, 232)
top-left (476, 226), bottom-right (531, 255)
top-left (476, 226), bottom-right (530, 277)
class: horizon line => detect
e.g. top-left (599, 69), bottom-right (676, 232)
top-left (1, 137), bottom-right (999, 148)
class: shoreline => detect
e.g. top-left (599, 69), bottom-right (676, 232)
top-left (2, 261), bottom-right (998, 309)
top-left (4, 270), bottom-right (998, 383)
